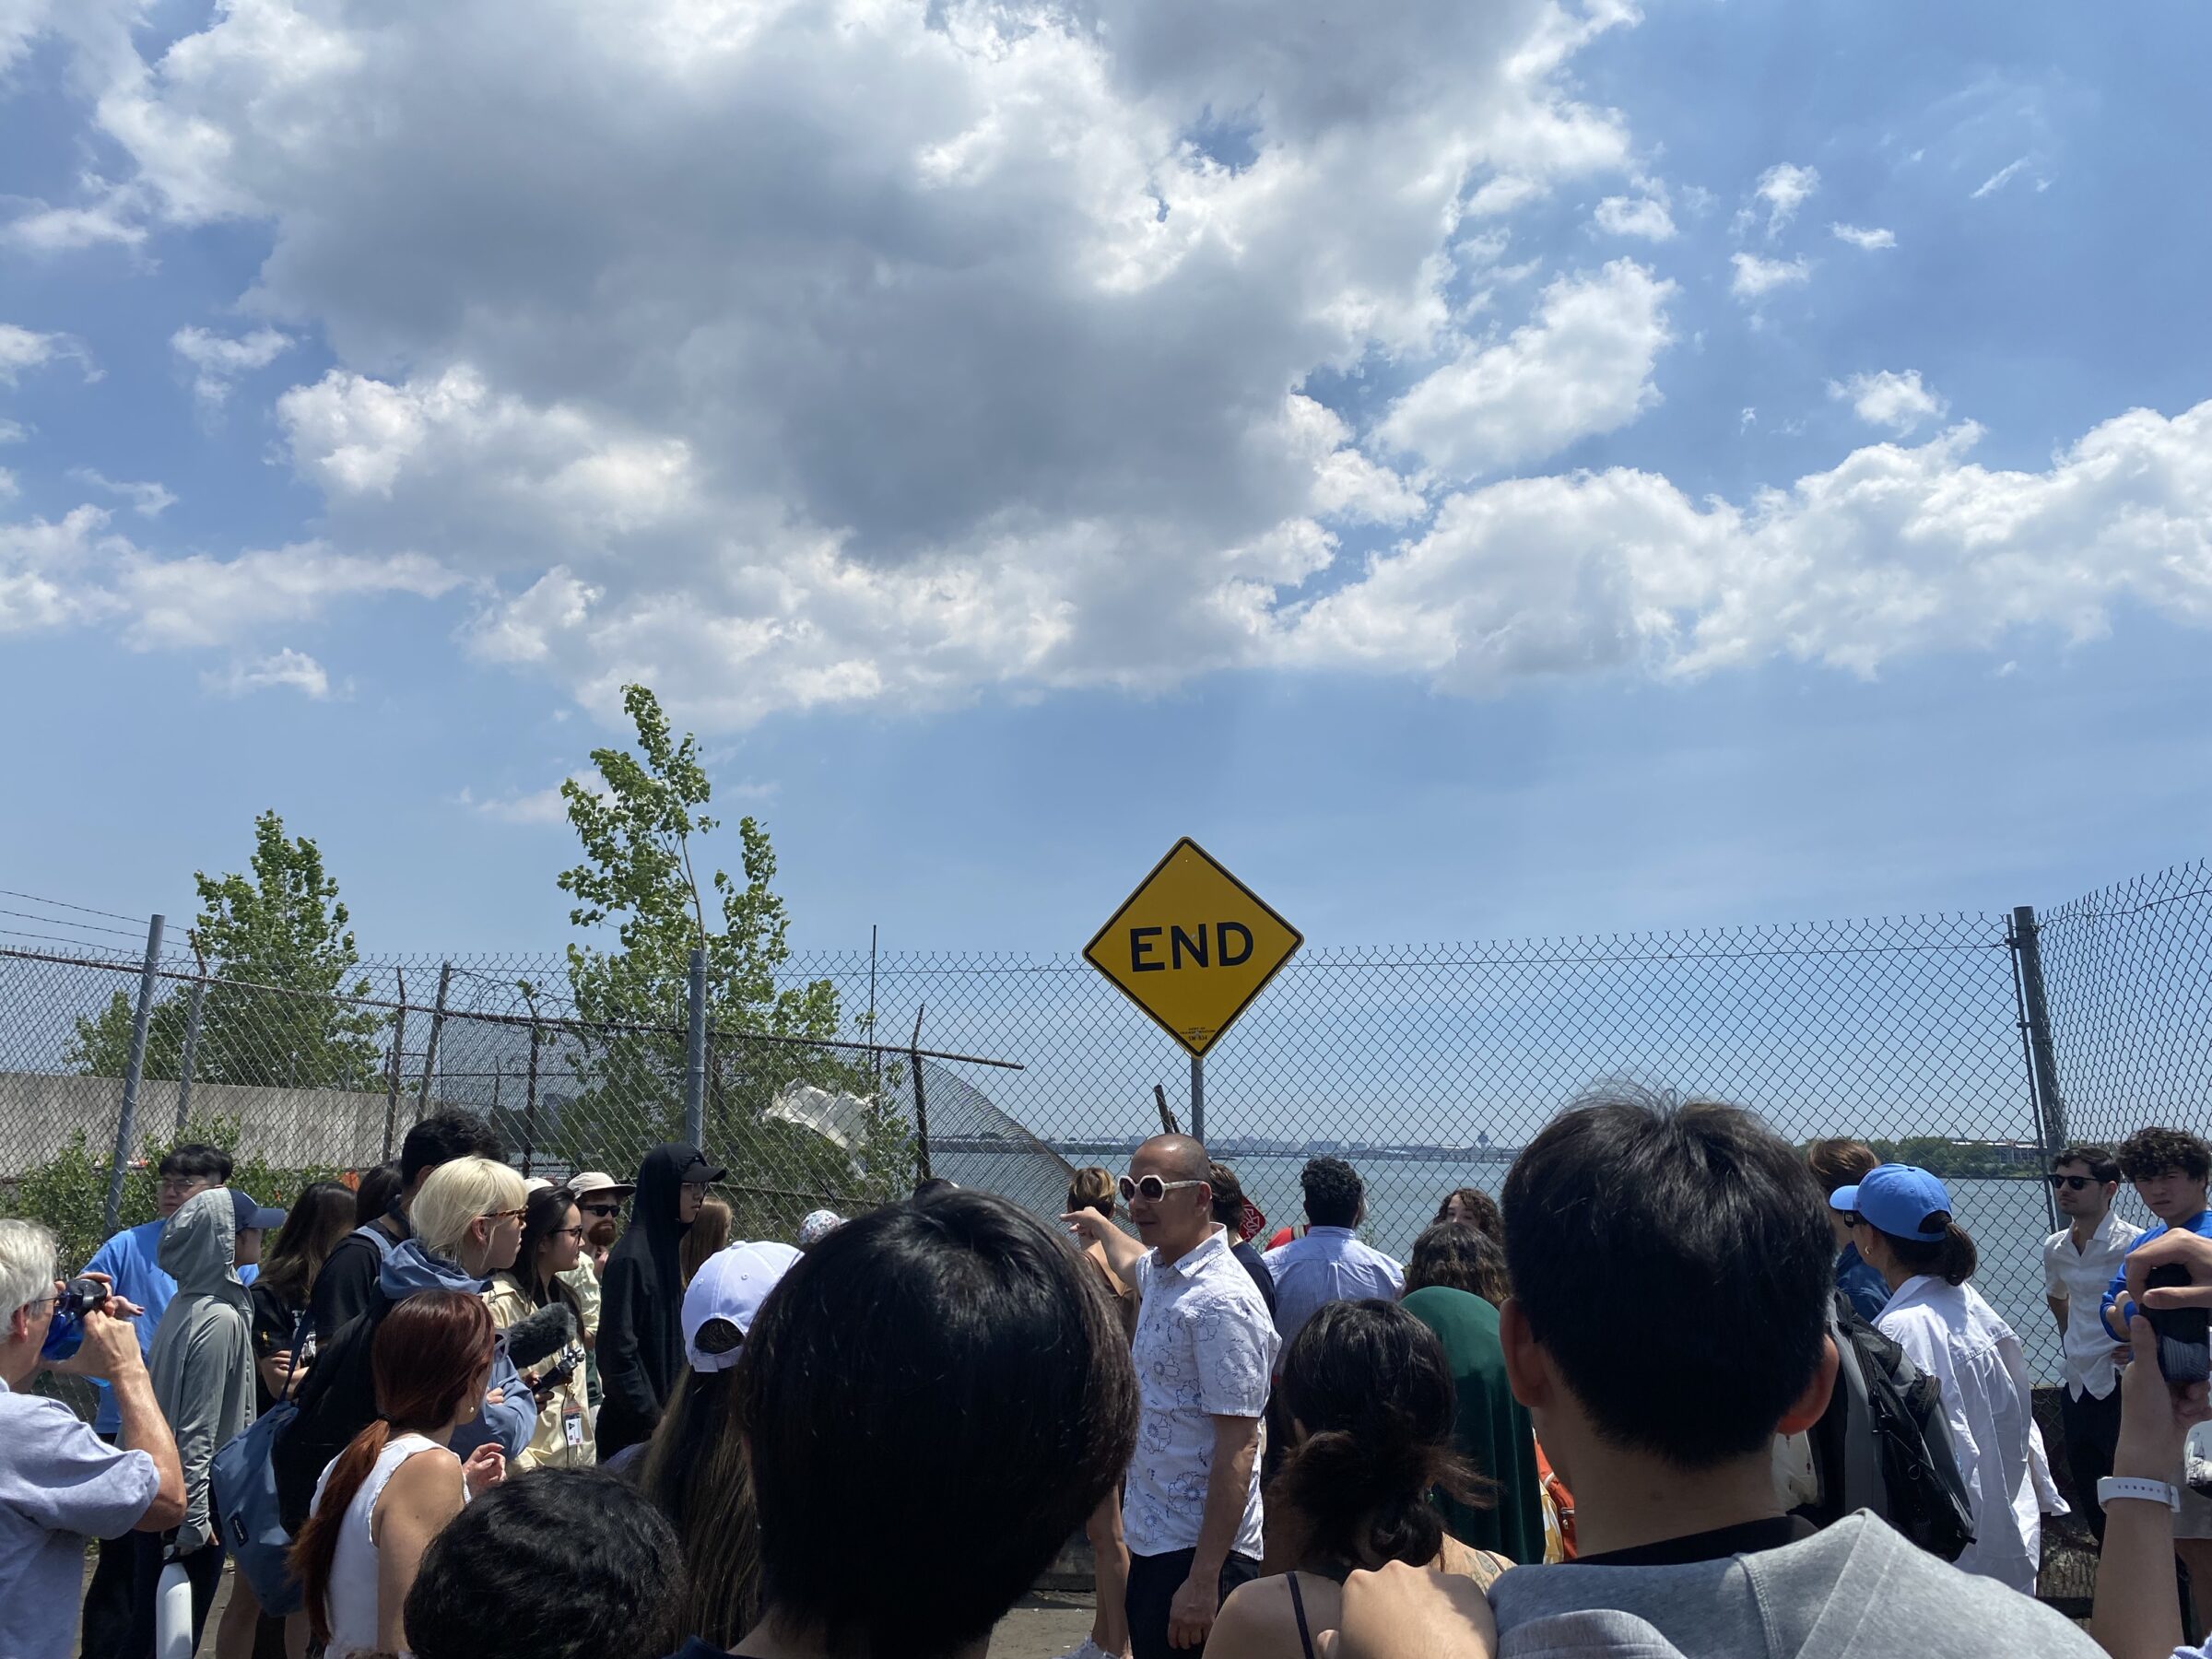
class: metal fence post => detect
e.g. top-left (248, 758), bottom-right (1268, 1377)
top-left (1190, 1053), bottom-right (1205, 1144)
top-left (684, 947), bottom-right (707, 1148)
top-left (173, 972), bottom-right (206, 1133)
top-left (522, 1015), bottom-right (541, 1177)
top-left (103, 913), bottom-right (165, 1236)
top-left (2011, 905), bottom-right (2069, 1157)
top-left (382, 966), bottom-right (408, 1159)
top-left (911, 1005), bottom-right (931, 1182)
top-left (414, 961), bottom-right (452, 1121)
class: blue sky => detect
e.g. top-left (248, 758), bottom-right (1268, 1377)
top-left (1, 0), bottom-right (2208, 965)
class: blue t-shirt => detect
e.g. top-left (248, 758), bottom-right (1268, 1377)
top-left (1835, 1243), bottom-right (1890, 1324)
top-left (2102, 1208), bottom-right (2212, 1326)
top-left (41, 1215), bottom-right (256, 1434)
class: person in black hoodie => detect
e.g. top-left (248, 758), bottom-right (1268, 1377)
top-left (596, 1143), bottom-right (724, 1459)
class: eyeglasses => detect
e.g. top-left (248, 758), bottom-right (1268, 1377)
top-left (2050, 1174), bottom-right (2100, 1192)
top-left (482, 1208), bottom-right (526, 1224)
top-left (1118, 1174), bottom-right (1206, 1204)
top-left (158, 1177), bottom-right (209, 1195)
top-left (549, 1225), bottom-right (586, 1241)
top-left (580, 1203), bottom-right (622, 1218)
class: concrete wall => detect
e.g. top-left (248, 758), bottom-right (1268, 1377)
top-left (0, 1072), bottom-right (397, 1175)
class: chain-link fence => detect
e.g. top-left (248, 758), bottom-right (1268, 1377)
top-left (6, 858), bottom-right (2212, 1381)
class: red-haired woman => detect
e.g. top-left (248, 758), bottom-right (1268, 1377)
top-left (289, 1289), bottom-right (509, 1657)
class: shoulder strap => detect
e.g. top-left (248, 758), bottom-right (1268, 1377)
top-left (1286, 1572), bottom-right (1318, 1659)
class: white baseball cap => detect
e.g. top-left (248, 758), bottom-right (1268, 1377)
top-left (682, 1240), bottom-right (804, 1372)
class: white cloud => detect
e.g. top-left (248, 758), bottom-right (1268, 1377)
top-left (1971, 157), bottom-right (2030, 199)
top-left (464, 769), bottom-right (607, 826)
top-left (1830, 223), bottom-right (1896, 250)
top-left (9, 2), bottom-right (2206, 723)
top-left (1729, 252), bottom-right (1811, 300)
top-left (115, 543), bottom-right (458, 649)
top-left (1751, 162), bottom-right (1818, 237)
top-left (68, 467), bottom-right (176, 518)
top-left (1829, 370), bottom-right (1947, 434)
top-left (203, 648), bottom-right (331, 700)
top-left (1277, 399), bottom-right (2212, 686)
top-left (1593, 191), bottom-right (1676, 241)
top-left (171, 325), bottom-right (294, 413)
top-left (0, 324), bottom-right (94, 384)
top-left (0, 418), bottom-right (23, 444)
top-left (1377, 261), bottom-right (1676, 476)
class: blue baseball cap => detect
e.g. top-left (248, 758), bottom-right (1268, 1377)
top-left (1830, 1164), bottom-right (1952, 1242)
top-left (229, 1187), bottom-right (286, 1232)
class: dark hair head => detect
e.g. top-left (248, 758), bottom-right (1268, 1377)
top-left (912, 1177), bottom-right (959, 1202)
top-left (1405, 1221), bottom-right (1510, 1306)
top-left (738, 1190), bottom-right (1137, 1658)
top-left (401, 1110), bottom-right (501, 1185)
top-left (1208, 1161), bottom-right (1250, 1230)
top-left (354, 1160), bottom-right (404, 1224)
top-left (2053, 1145), bottom-right (2123, 1184)
top-left (291, 1290), bottom-right (497, 1644)
top-left (159, 1142), bottom-right (232, 1183)
top-left (258, 1181), bottom-right (359, 1307)
top-left (1805, 1139), bottom-right (1878, 1196)
top-left (1067, 1166), bottom-right (1115, 1219)
top-left (2119, 1126), bottom-right (2212, 1185)
top-left (517, 1186), bottom-right (580, 1305)
top-left (1431, 1187), bottom-right (1502, 1242)
top-left (1868, 1217), bottom-right (1980, 1287)
top-left (1503, 1085), bottom-right (1833, 1468)
top-left (1272, 1300), bottom-right (1484, 1571)
top-left (406, 1469), bottom-right (687, 1659)
top-left (1301, 1157), bottom-right (1363, 1229)
top-left (639, 1365), bottom-right (756, 1644)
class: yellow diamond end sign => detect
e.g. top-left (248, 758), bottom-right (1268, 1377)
top-left (1082, 838), bottom-right (1303, 1057)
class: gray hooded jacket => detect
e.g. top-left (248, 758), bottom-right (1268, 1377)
top-left (147, 1188), bottom-right (256, 1552)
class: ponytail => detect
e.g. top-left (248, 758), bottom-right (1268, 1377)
top-left (1882, 1217), bottom-right (1979, 1288)
top-left (288, 1418), bottom-right (393, 1646)
top-left (1268, 1418), bottom-right (1477, 1571)
top-left (1269, 1300), bottom-right (1491, 1573)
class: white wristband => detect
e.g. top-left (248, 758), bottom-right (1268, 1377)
top-left (2099, 1475), bottom-right (2182, 1512)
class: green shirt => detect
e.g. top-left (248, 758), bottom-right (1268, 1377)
top-left (1401, 1284), bottom-right (1544, 1564)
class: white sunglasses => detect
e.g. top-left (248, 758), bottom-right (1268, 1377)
top-left (1118, 1174), bottom-right (1206, 1204)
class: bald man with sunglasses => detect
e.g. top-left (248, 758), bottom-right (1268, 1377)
top-left (1067, 1135), bottom-right (1278, 1659)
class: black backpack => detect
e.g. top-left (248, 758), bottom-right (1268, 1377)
top-left (1800, 1290), bottom-right (1977, 1560)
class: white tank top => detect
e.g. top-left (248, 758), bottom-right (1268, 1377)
top-left (310, 1432), bottom-right (455, 1659)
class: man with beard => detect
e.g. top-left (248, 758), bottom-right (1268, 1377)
top-left (562, 1171), bottom-right (632, 1419)
top-left (596, 1146), bottom-right (724, 1459)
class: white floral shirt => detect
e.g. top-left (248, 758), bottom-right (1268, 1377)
top-left (1124, 1226), bottom-right (1277, 1560)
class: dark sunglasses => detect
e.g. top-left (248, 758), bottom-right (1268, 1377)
top-left (2049, 1174), bottom-right (2101, 1192)
top-left (580, 1202), bottom-right (623, 1218)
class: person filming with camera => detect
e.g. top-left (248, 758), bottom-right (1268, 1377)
top-left (0, 1219), bottom-right (185, 1659)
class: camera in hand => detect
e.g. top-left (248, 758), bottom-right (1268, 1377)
top-left (53, 1276), bottom-right (111, 1324)
top-left (2146, 1264), bottom-right (2211, 1384)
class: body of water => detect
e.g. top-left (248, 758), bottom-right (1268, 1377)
top-left (945, 1149), bottom-right (2071, 1381)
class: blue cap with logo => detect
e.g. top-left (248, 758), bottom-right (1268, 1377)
top-left (1829, 1163), bottom-right (1952, 1242)
top-left (229, 1187), bottom-right (287, 1232)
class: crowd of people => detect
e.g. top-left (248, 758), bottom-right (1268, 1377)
top-left (8, 1098), bottom-right (2212, 1659)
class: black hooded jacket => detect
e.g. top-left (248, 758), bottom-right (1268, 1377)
top-left (594, 1142), bottom-right (699, 1456)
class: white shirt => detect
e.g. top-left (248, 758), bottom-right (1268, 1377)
top-left (1263, 1225), bottom-right (1406, 1348)
top-left (1124, 1226), bottom-right (1278, 1560)
top-left (1878, 1276), bottom-right (2065, 1595)
top-left (311, 1433), bottom-right (461, 1659)
top-left (2043, 1210), bottom-right (2144, 1400)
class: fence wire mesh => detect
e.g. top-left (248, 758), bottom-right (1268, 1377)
top-left (6, 859), bottom-right (2212, 1381)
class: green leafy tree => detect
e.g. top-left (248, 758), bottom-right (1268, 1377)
top-left (555, 685), bottom-right (912, 1223)
top-left (70, 812), bottom-right (384, 1090)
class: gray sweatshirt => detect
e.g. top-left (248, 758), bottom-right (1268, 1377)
top-left (147, 1188), bottom-right (256, 1553)
top-left (1490, 1512), bottom-right (2098, 1659)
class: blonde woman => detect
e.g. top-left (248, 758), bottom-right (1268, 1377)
top-left (276, 1156), bottom-right (535, 1542)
